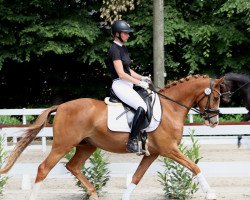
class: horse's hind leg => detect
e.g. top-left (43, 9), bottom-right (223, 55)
top-left (166, 146), bottom-right (216, 200)
top-left (29, 146), bottom-right (71, 200)
top-left (66, 144), bottom-right (98, 200)
top-left (122, 154), bottom-right (158, 200)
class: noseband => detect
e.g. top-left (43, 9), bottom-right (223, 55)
top-left (150, 79), bottom-right (221, 120)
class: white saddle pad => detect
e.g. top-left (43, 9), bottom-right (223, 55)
top-left (106, 92), bottom-right (162, 132)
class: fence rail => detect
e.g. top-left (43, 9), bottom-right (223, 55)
top-left (0, 107), bottom-right (249, 152)
top-left (0, 107), bottom-right (248, 123)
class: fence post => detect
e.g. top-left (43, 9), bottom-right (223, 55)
top-left (22, 108), bottom-right (27, 125)
top-left (189, 114), bottom-right (194, 123)
top-left (42, 137), bottom-right (47, 152)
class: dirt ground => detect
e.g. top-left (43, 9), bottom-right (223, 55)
top-left (1, 143), bottom-right (250, 200)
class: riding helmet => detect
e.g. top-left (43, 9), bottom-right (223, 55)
top-left (111, 20), bottom-right (134, 36)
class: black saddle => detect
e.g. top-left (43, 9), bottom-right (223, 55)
top-left (109, 86), bottom-right (154, 129)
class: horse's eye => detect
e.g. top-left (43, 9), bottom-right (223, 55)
top-left (213, 96), bottom-right (219, 101)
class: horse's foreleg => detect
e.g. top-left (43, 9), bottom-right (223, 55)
top-left (66, 144), bottom-right (98, 200)
top-left (166, 147), bottom-right (216, 200)
top-left (122, 154), bottom-right (158, 200)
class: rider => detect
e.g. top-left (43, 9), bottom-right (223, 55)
top-left (108, 20), bottom-right (151, 153)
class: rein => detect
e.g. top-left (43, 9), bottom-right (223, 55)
top-left (221, 80), bottom-right (250, 97)
top-left (149, 79), bottom-right (221, 119)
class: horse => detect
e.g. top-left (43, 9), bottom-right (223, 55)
top-left (220, 72), bottom-right (250, 121)
top-left (0, 75), bottom-right (224, 200)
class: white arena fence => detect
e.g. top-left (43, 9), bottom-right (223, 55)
top-left (0, 107), bottom-right (250, 152)
top-left (0, 107), bottom-right (250, 190)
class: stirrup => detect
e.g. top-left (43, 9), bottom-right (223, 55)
top-left (136, 141), bottom-right (146, 156)
top-left (127, 139), bottom-right (145, 155)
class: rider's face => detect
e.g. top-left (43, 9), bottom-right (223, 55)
top-left (120, 32), bottom-right (130, 42)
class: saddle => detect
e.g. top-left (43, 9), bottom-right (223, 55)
top-left (105, 87), bottom-right (162, 155)
top-left (107, 87), bottom-right (156, 156)
top-left (109, 86), bottom-right (155, 128)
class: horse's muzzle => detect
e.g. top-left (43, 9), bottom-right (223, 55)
top-left (205, 114), bottom-right (219, 127)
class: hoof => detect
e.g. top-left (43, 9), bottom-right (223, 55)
top-left (206, 191), bottom-right (217, 200)
top-left (89, 194), bottom-right (99, 200)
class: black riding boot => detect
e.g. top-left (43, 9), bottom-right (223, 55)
top-left (127, 107), bottom-right (146, 153)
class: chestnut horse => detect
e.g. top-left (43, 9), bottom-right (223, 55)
top-left (0, 75), bottom-right (224, 200)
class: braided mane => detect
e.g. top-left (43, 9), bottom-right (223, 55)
top-left (160, 74), bottom-right (209, 91)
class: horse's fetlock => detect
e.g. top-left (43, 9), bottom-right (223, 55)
top-left (87, 187), bottom-right (97, 196)
top-left (132, 175), bottom-right (141, 184)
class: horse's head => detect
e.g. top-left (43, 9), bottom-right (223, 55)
top-left (195, 77), bottom-right (224, 127)
top-left (220, 80), bottom-right (233, 103)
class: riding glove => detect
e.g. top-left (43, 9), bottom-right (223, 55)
top-left (137, 81), bottom-right (149, 90)
top-left (141, 76), bottom-right (151, 83)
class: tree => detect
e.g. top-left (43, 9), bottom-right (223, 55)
top-left (164, 0), bottom-right (250, 78)
top-left (0, 0), bottom-right (249, 108)
top-left (0, 0), bottom-right (102, 68)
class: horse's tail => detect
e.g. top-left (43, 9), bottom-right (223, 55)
top-left (0, 105), bottom-right (59, 174)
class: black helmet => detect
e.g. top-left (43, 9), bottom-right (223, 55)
top-left (111, 20), bottom-right (134, 36)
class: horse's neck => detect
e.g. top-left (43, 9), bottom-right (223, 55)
top-left (162, 85), bottom-right (198, 116)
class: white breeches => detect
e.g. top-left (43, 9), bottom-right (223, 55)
top-left (112, 79), bottom-right (147, 112)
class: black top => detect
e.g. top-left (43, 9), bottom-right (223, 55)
top-left (108, 42), bottom-right (132, 80)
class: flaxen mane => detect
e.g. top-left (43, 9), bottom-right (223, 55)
top-left (162, 74), bottom-right (209, 90)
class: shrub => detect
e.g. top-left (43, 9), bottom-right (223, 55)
top-left (65, 148), bottom-right (110, 200)
top-left (219, 114), bottom-right (243, 122)
top-left (157, 129), bottom-right (201, 200)
top-left (0, 115), bottom-right (36, 125)
top-left (0, 116), bottom-right (21, 124)
top-left (186, 113), bottom-right (243, 123)
top-left (0, 134), bottom-right (9, 195)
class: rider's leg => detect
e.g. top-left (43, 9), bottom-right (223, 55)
top-left (112, 79), bottom-right (147, 111)
top-left (126, 106), bottom-right (146, 152)
top-left (112, 79), bottom-right (147, 153)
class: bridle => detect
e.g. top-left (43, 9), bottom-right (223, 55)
top-left (150, 79), bottom-right (221, 121)
top-left (195, 79), bottom-right (221, 121)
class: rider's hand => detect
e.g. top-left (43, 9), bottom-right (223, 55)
top-left (137, 81), bottom-right (149, 90)
top-left (141, 76), bottom-right (152, 83)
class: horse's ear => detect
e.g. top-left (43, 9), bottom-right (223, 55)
top-left (215, 76), bottom-right (225, 86)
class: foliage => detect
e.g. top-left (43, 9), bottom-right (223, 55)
top-left (100, 0), bottom-right (141, 23)
top-left (0, 0), bottom-right (102, 69)
top-left (0, 116), bottom-right (22, 124)
top-left (219, 114), bottom-right (243, 122)
top-left (164, 0), bottom-right (250, 78)
top-left (185, 114), bottom-right (204, 123)
top-left (0, 115), bottom-right (35, 124)
top-left (158, 130), bottom-right (201, 200)
top-left (186, 113), bottom-right (243, 123)
top-left (0, 134), bottom-right (9, 195)
top-left (65, 148), bottom-right (110, 200)
top-left (0, 0), bottom-right (249, 107)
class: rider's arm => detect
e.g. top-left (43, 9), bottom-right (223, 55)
top-left (130, 69), bottom-right (143, 80)
top-left (113, 60), bottom-right (140, 85)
